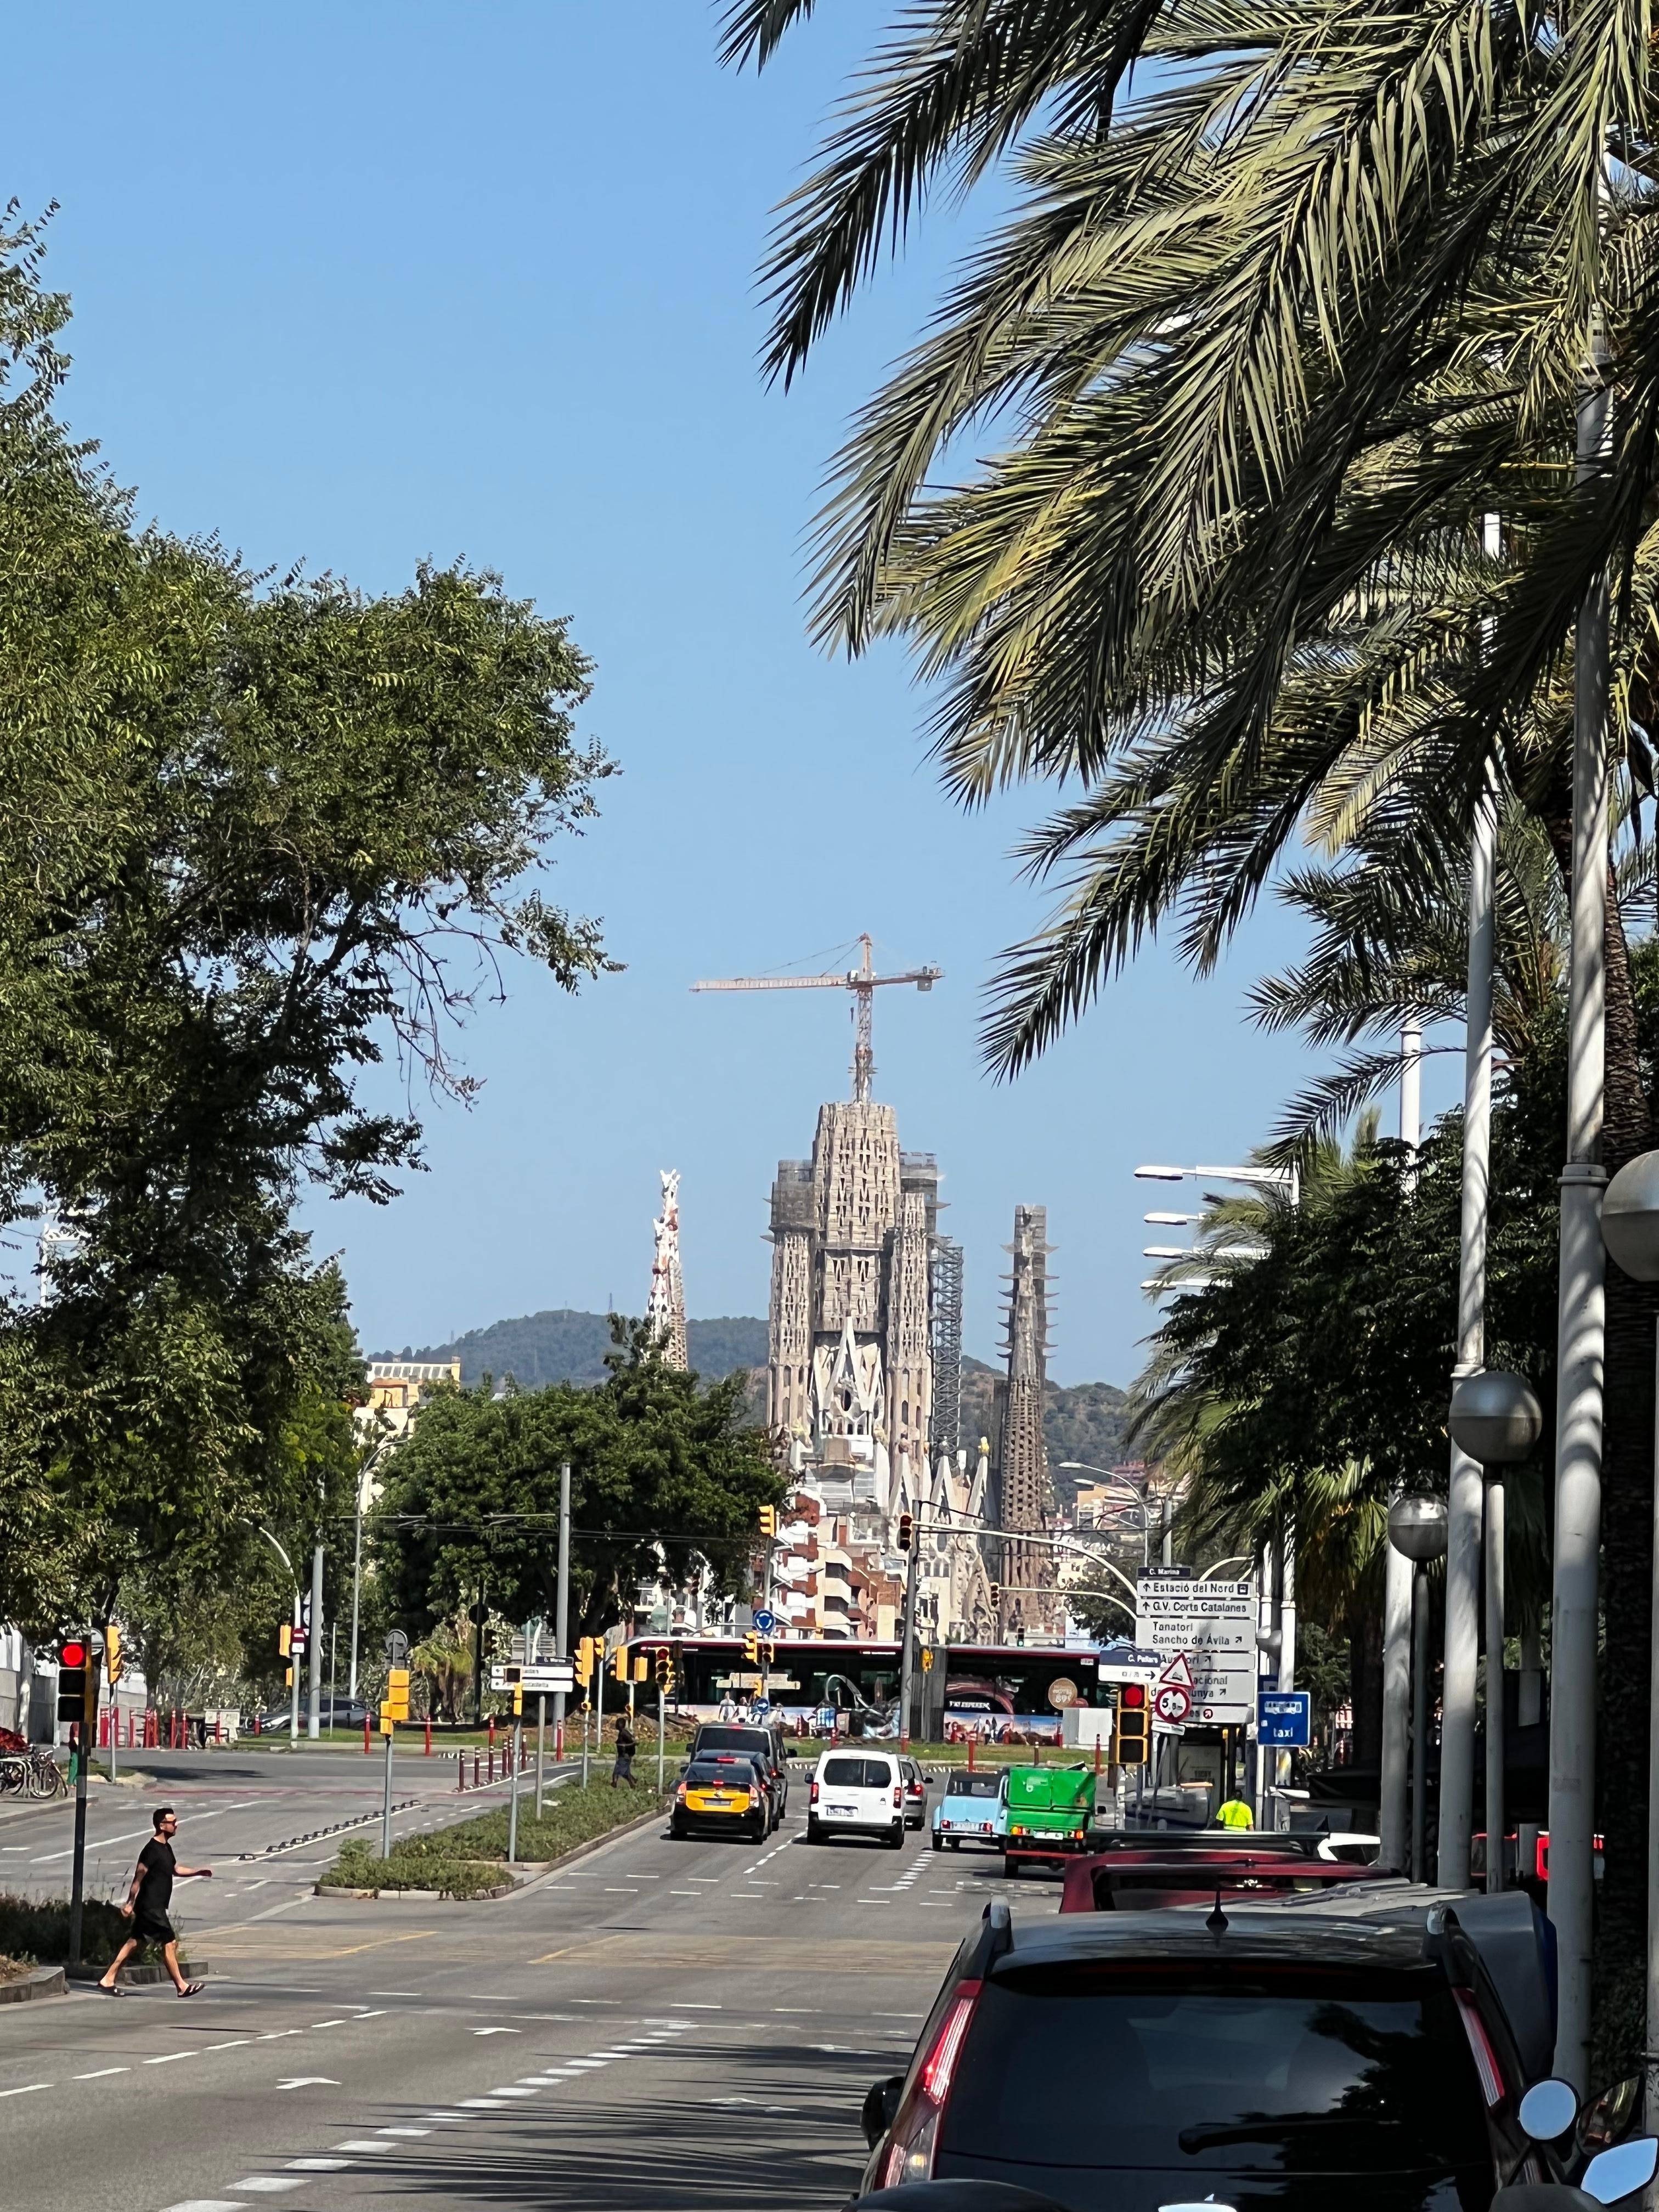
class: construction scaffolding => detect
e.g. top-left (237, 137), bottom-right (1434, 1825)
top-left (929, 1235), bottom-right (963, 1459)
top-left (997, 1204), bottom-right (1058, 1641)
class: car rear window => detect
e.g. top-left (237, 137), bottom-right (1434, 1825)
top-left (695, 1728), bottom-right (770, 1753)
top-left (685, 1762), bottom-right (743, 1786)
top-left (822, 1756), bottom-right (894, 1787)
top-left (947, 1772), bottom-right (1001, 1798)
top-left (943, 1963), bottom-right (1489, 2175)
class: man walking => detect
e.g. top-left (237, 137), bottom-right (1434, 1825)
top-left (611, 1716), bottom-right (636, 1787)
top-left (97, 1807), bottom-right (211, 1996)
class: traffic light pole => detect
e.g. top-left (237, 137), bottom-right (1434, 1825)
top-left (290, 1585), bottom-right (301, 1745)
top-left (67, 1721), bottom-right (89, 1968)
top-left (535, 1695), bottom-right (546, 1819)
top-left (508, 1717), bottom-right (522, 1864)
top-left (553, 1461), bottom-right (571, 1762)
top-left (381, 1724), bottom-right (394, 1859)
top-left (897, 1518), bottom-right (919, 1753)
top-left (657, 1682), bottom-right (665, 1795)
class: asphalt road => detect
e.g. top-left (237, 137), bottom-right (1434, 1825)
top-left (0, 1782), bottom-right (1065, 2212)
top-left (0, 1746), bottom-right (565, 1926)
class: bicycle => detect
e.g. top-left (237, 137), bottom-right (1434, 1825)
top-left (25, 1750), bottom-right (67, 1798)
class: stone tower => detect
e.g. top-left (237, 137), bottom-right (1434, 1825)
top-left (645, 1169), bottom-right (689, 1370)
top-left (997, 1204), bottom-right (1056, 1639)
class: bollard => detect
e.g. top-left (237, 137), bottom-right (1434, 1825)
top-left (215, 1714), bottom-right (222, 1745)
top-left (458, 1749), bottom-right (465, 1793)
top-left (255, 1710), bottom-right (262, 1737)
top-left (488, 1745), bottom-right (495, 1785)
top-left (473, 1752), bottom-right (480, 1788)
top-left (363, 1714), bottom-right (371, 1756)
top-left (968, 1737), bottom-right (974, 1773)
top-left (424, 1714), bottom-right (431, 1758)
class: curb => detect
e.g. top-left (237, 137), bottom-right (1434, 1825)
top-left (66, 1960), bottom-right (211, 1987)
top-left (317, 1800), bottom-right (672, 1904)
top-left (0, 1966), bottom-right (65, 2004)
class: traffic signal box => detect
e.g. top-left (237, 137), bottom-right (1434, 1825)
top-left (896, 1512), bottom-right (914, 1550)
top-left (633, 1655), bottom-right (649, 1684)
top-left (380, 1666), bottom-right (411, 1735)
top-left (278, 1623), bottom-right (292, 1658)
top-left (1113, 1681), bottom-right (1149, 1767)
top-left (743, 1630), bottom-right (759, 1664)
top-left (56, 1635), bottom-right (100, 1729)
top-left (105, 1625), bottom-right (123, 1686)
top-left (612, 1645), bottom-right (628, 1683)
top-left (758, 1505), bottom-right (777, 1538)
top-left (575, 1637), bottom-right (596, 1686)
top-left (652, 1646), bottom-right (674, 1689)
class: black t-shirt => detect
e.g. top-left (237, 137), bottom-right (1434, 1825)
top-left (137, 1837), bottom-right (175, 1916)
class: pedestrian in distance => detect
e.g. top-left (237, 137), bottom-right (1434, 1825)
top-left (611, 1717), bottom-right (637, 1787)
top-left (1215, 1795), bottom-right (1253, 1831)
top-left (97, 1806), bottom-right (211, 1996)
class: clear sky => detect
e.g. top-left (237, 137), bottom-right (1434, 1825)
top-left (10, 4), bottom-right (1457, 1385)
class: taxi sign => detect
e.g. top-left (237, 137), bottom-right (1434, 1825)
top-left (1257, 1689), bottom-right (1311, 1746)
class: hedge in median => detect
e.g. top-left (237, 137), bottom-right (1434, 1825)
top-left (319, 1779), bottom-right (669, 1893)
top-left (0, 1894), bottom-right (196, 1971)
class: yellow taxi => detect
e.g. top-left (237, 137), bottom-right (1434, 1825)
top-left (670, 1757), bottom-right (768, 1843)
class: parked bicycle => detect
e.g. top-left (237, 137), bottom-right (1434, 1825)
top-left (0, 1748), bottom-right (68, 1798)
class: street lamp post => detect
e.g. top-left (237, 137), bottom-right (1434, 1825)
top-left (1448, 1370), bottom-right (1544, 1894)
top-left (1598, 1152), bottom-right (1659, 2128)
top-left (1389, 1495), bottom-right (1448, 1881)
top-left (247, 1523), bottom-right (300, 1745)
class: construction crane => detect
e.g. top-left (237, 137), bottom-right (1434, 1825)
top-left (692, 934), bottom-right (942, 1103)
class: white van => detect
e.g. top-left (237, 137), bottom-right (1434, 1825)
top-left (806, 1747), bottom-right (905, 1848)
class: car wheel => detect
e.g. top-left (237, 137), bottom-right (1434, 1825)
top-left (805, 1817), bottom-right (821, 1845)
top-left (750, 1818), bottom-right (766, 1843)
top-left (931, 1833), bottom-right (942, 1852)
top-left (887, 1826), bottom-right (904, 1850)
top-left (950, 1838), bottom-right (961, 1851)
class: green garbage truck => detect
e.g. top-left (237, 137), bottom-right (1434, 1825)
top-left (998, 1763), bottom-right (1096, 1872)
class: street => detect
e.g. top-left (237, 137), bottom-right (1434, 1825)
top-left (0, 1772), bottom-right (1055, 2212)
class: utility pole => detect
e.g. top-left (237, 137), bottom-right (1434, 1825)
top-left (554, 1462), bottom-right (571, 1761)
top-left (1380, 1019), bottom-right (1421, 1872)
top-left (1549, 302), bottom-right (1612, 2090)
top-left (307, 1533), bottom-right (324, 1741)
top-left (471, 1577), bottom-right (486, 1728)
top-left (898, 1517), bottom-right (920, 1752)
top-left (1441, 758), bottom-right (1499, 1889)
top-left (289, 1585), bottom-right (301, 1745)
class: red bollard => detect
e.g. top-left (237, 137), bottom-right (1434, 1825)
top-left (487, 1714), bottom-right (495, 1761)
top-left (968, 1737), bottom-right (975, 1773)
top-left (555, 1722), bottom-right (564, 1760)
top-left (215, 1714), bottom-right (222, 1745)
top-left (487, 1746), bottom-right (495, 1785)
top-left (424, 1715), bottom-right (431, 1758)
top-left (363, 1715), bottom-right (371, 1756)
top-left (255, 1710), bottom-right (262, 1736)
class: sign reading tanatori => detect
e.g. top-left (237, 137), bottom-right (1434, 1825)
top-left (1133, 1576), bottom-right (1257, 1723)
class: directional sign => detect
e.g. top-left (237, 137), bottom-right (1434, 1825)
top-left (752, 1609), bottom-right (777, 1634)
top-left (489, 1663), bottom-right (575, 1694)
top-left (1257, 1689), bottom-right (1312, 1747)
top-left (1136, 1576), bottom-right (1257, 1722)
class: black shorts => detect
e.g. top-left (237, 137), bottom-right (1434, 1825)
top-left (134, 1914), bottom-right (174, 1945)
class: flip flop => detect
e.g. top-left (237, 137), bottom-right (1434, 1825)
top-left (178, 1980), bottom-right (205, 1998)
top-left (94, 1982), bottom-right (124, 1996)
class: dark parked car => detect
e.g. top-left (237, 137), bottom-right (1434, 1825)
top-left (689, 1722), bottom-right (789, 1817)
top-left (858, 1895), bottom-right (1546, 2210)
top-left (1058, 1846), bottom-right (1389, 1913)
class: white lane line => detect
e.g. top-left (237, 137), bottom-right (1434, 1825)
top-left (563, 2059), bottom-right (607, 2070)
top-left (459, 2097), bottom-right (511, 2108)
top-left (145, 2051), bottom-right (195, 2066)
top-left (490, 2086), bottom-right (539, 2097)
top-left (30, 1799), bottom-right (259, 1864)
top-left (162, 2201), bottom-right (246, 2211)
top-left (287, 2158), bottom-right (351, 2170)
top-left (376, 2126), bottom-right (431, 2136)
top-left (74, 2065), bottom-right (129, 2079)
top-left (229, 2182), bottom-right (304, 2196)
top-left (204, 2039), bottom-right (252, 2052)
top-left (670, 2001), bottom-right (721, 2008)
top-left (311, 2017), bottom-right (349, 2028)
top-left (0, 2082), bottom-right (49, 2098)
top-left (333, 2140), bottom-right (392, 2152)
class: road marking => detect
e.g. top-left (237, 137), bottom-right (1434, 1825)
top-left (229, 2182), bottom-right (305, 2195)
top-left (74, 2066), bottom-right (129, 2079)
top-left (471, 2025), bottom-right (520, 2035)
top-left (671, 2000), bottom-right (721, 2008)
top-left (376, 2125), bottom-right (431, 2135)
top-left (145, 2051), bottom-right (195, 2066)
top-left (0, 2083), bottom-right (49, 2098)
top-left (773, 2007), bottom-right (819, 2014)
top-left (30, 1798), bottom-right (260, 1862)
top-left (277, 2076), bottom-right (340, 2089)
top-left (668, 1889), bottom-right (701, 1895)
top-left (205, 2039), bottom-right (252, 2052)
top-left (287, 2158), bottom-right (350, 2170)
top-left (162, 2201), bottom-right (246, 2211)
top-left (334, 2140), bottom-right (393, 2152)
top-left (564, 2059), bottom-right (607, 2070)
top-left (490, 2086), bottom-right (539, 2096)
top-left (460, 2097), bottom-right (511, 2107)
top-left (311, 2017), bottom-right (349, 2027)
top-left (368, 1989), bottom-right (422, 1996)
top-left (257, 2029), bottom-right (304, 2041)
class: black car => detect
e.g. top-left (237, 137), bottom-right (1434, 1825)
top-left (694, 1748), bottom-right (782, 1830)
top-left (859, 1895), bottom-right (1544, 2210)
top-left (689, 1722), bottom-right (789, 1817)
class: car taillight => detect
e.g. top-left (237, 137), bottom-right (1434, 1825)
top-left (1453, 1989), bottom-right (1505, 2106)
top-left (810, 1779), bottom-right (819, 1804)
top-left (675, 1782), bottom-right (686, 1799)
top-left (880, 1980), bottom-right (982, 2186)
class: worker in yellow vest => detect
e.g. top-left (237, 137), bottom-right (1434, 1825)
top-left (1215, 1796), bottom-right (1253, 1830)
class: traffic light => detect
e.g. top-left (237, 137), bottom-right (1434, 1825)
top-left (1113, 1681), bottom-right (1149, 1767)
top-left (278, 1622), bottom-right (292, 1658)
top-left (758, 1505), bottom-right (777, 1538)
top-left (897, 1512), bottom-right (914, 1550)
top-left (612, 1645), bottom-right (628, 1682)
top-left (512, 1684), bottom-right (524, 1718)
top-left (653, 1646), bottom-right (673, 1688)
top-left (105, 1624), bottom-right (123, 1685)
top-left (989, 1584), bottom-right (1001, 1609)
top-left (633, 1655), bottom-right (649, 1683)
top-left (575, 1635), bottom-right (596, 1686)
top-left (759, 1638), bottom-right (776, 1664)
top-left (385, 1668), bottom-right (411, 1721)
top-left (57, 1635), bottom-right (93, 1726)
top-left (743, 1630), bottom-right (760, 1664)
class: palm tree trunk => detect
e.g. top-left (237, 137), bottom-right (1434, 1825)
top-left (1593, 874), bottom-right (1655, 2074)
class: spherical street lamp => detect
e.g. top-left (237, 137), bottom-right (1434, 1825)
top-left (1386, 1493), bottom-right (1446, 1883)
top-left (1388, 1493), bottom-right (1449, 1564)
top-left (1448, 1372), bottom-right (1545, 1465)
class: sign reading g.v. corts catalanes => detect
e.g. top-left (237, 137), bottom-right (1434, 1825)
top-left (1134, 1576), bottom-right (1256, 1723)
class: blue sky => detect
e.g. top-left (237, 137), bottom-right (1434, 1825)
top-left (11, 4), bottom-right (1455, 1384)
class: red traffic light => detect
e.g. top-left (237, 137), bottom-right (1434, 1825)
top-left (1119, 1682), bottom-right (1146, 1708)
top-left (60, 1639), bottom-right (88, 1671)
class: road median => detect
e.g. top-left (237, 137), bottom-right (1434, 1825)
top-left (316, 1780), bottom-right (672, 1900)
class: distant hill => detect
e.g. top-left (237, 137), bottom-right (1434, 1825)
top-left (379, 1309), bottom-right (768, 1390)
top-left (958, 1357), bottom-right (1132, 1503)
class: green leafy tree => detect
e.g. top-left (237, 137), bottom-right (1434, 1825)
top-left (376, 1323), bottom-right (786, 1644)
top-left (0, 215), bottom-right (614, 1630)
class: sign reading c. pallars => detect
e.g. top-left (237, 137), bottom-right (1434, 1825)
top-left (1133, 1576), bottom-right (1256, 1723)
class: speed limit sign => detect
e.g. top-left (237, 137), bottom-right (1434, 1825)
top-left (1153, 1681), bottom-right (1192, 1725)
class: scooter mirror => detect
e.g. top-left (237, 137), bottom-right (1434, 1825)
top-left (1580, 2076), bottom-right (1641, 2154)
top-left (1519, 2079), bottom-right (1581, 2143)
top-left (1581, 2137), bottom-right (1658, 2205)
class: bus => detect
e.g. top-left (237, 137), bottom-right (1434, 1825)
top-left (622, 1635), bottom-right (1106, 1744)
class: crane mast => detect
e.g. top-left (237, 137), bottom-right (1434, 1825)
top-left (691, 933), bottom-right (941, 1101)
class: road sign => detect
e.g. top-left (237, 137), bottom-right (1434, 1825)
top-left (1153, 1680), bottom-right (1192, 1725)
top-left (385, 1629), bottom-right (410, 1664)
top-left (489, 1663), bottom-right (575, 1694)
top-left (752, 1609), bottom-right (777, 1634)
top-left (1135, 1576), bottom-right (1257, 1722)
top-left (1257, 1689), bottom-right (1312, 1746)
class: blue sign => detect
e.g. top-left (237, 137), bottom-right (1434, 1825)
top-left (753, 1609), bottom-right (777, 1634)
top-left (1257, 1690), bottom-right (1311, 1747)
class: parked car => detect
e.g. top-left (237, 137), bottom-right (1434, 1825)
top-left (807, 1747), bottom-right (905, 1848)
top-left (1057, 1846), bottom-right (1387, 1913)
top-left (857, 1894), bottom-right (1545, 2208)
top-left (932, 1769), bottom-right (1004, 1852)
top-left (670, 1757), bottom-right (768, 1843)
top-left (689, 1722), bottom-right (789, 1817)
top-left (900, 1756), bottom-right (928, 1829)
